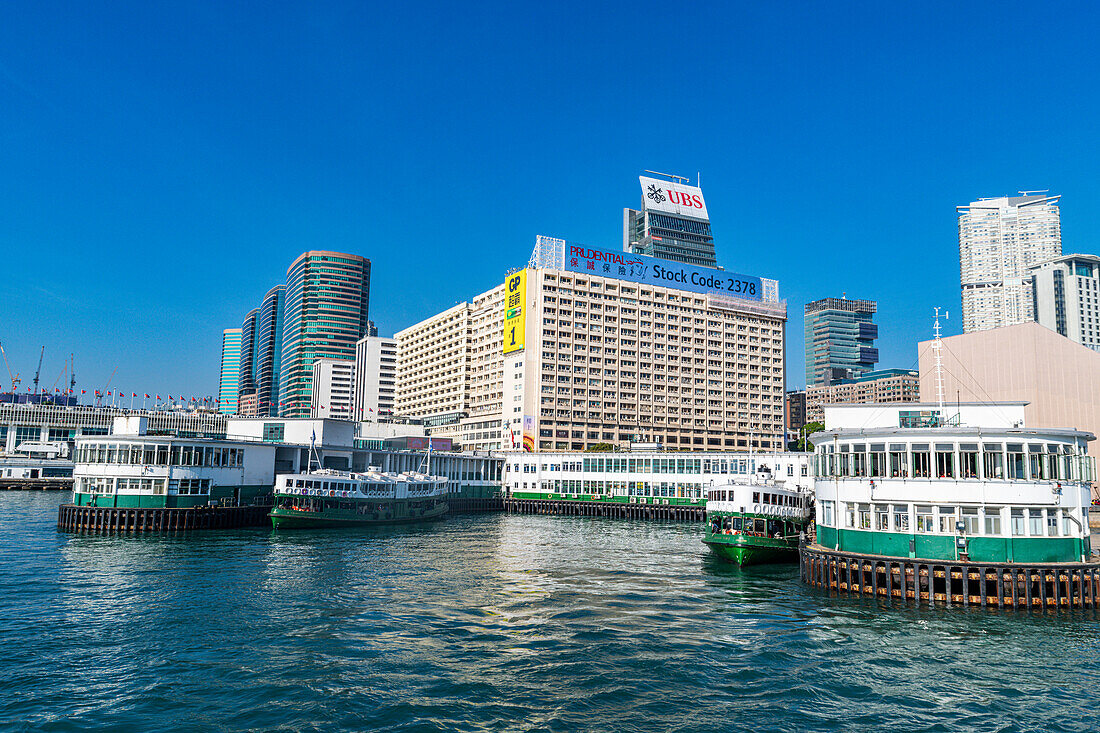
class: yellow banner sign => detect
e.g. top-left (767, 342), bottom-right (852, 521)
top-left (503, 270), bottom-right (527, 354)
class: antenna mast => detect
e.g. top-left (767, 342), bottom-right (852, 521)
top-left (932, 307), bottom-right (948, 412)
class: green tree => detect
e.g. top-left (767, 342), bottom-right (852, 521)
top-left (585, 442), bottom-right (615, 452)
top-left (795, 422), bottom-right (825, 452)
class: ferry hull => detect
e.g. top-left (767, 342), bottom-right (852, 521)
top-left (703, 537), bottom-right (799, 566)
top-left (270, 501), bottom-right (448, 530)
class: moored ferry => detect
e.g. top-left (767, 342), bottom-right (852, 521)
top-left (703, 466), bottom-right (813, 566)
top-left (269, 468), bottom-right (448, 529)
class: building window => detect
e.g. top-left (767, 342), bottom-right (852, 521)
top-left (263, 423), bottom-right (285, 442)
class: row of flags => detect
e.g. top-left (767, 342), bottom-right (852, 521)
top-left (19, 387), bottom-right (380, 416)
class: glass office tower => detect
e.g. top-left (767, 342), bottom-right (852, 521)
top-left (278, 251), bottom-right (371, 418)
top-left (804, 297), bottom-right (878, 387)
top-left (623, 174), bottom-right (718, 268)
top-left (218, 328), bottom-right (242, 415)
top-left (255, 285), bottom-right (285, 416)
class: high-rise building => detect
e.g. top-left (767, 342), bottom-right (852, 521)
top-left (239, 307), bottom-right (259, 410)
top-left (279, 251), bottom-right (371, 418)
top-left (310, 358), bottom-right (355, 420)
top-left (623, 173), bottom-right (717, 268)
top-left (396, 236), bottom-right (786, 452)
top-left (218, 329), bottom-right (242, 415)
top-left (958, 193), bottom-right (1062, 333)
top-left (354, 335), bottom-right (397, 420)
top-left (786, 390), bottom-right (807, 432)
top-left (255, 285), bottom-right (285, 416)
top-left (804, 297), bottom-right (878, 387)
top-left (1030, 254), bottom-right (1100, 352)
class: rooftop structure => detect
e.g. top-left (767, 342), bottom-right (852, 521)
top-left (623, 173), bottom-right (717, 268)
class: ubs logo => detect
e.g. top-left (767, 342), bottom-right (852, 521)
top-left (646, 184), bottom-right (666, 205)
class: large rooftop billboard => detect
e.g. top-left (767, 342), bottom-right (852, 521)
top-left (639, 176), bottom-right (709, 220)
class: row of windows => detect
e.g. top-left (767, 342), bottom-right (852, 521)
top-left (816, 441), bottom-right (1094, 483)
top-left (510, 457), bottom-right (806, 477)
top-left (75, 443), bottom-right (245, 468)
top-left (818, 500), bottom-right (1079, 538)
top-left (513, 480), bottom-right (703, 499)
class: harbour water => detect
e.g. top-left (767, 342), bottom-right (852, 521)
top-left (4, 491), bottom-right (1100, 732)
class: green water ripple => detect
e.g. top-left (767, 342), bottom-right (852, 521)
top-left (2, 492), bottom-right (1100, 732)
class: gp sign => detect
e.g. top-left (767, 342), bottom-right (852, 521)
top-left (562, 245), bottom-right (762, 300)
top-left (503, 269), bottom-right (527, 355)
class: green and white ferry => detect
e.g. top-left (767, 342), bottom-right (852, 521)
top-left (702, 465), bottom-right (813, 566)
top-left (269, 467), bottom-right (448, 529)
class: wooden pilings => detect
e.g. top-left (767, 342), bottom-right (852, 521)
top-left (1, 478), bottom-right (73, 491)
top-left (447, 496), bottom-right (504, 514)
top-left (800, 543), bottom-right (1100, 610)
top-left (57, 503), bottom-right (272, 534)
top-left (505, 498), bottom-right (705, 522)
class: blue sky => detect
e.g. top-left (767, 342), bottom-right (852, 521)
top-left (2, 2), bottom-right (1098, 398)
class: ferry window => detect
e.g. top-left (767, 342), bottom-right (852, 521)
top-left (961, 507), bottom-right (979, 534)
top-left (1046, 448), bottom-right (1063, 481)
top-left (1006, 444), bottom-right (1025, 479)
top-left (1028, 445), bottom-right (1044, 480)
top-left (937, 506), bottom-right (956, 533)
top-left (1028, 509), bottom-right (1043, 537)
top-left (820, 501), bottom-right (834, 526)
top-left (844, 503), bottom-right (856, 528)
top-left (144, 445), bottom-right (156, 464)
top-left (837, 448), bottom-right (850, 477)
top-left (893, 505), bottom-right (910, 532)
top-left (1011, 509), bottom-right (1027, 536)
top-left (916, 506), bottom-right (934, 533)
top-left (889, 444), bottom-right (907, 477)
top-left (869, 444), bottom-right (886, 477)
top-left (984, 508), bottom-right (1003, 536)
top-left (754, 519), bottom-right (766, 533)
top-left (731, 517), bottom-right (743, 531)
top-left (934, 444), bottom-right (955, 478)
top-left (156, 445), bottom-right (168, 465)
top-left (858, 504), bottom-right (871, 529)
top-left (1062, 510), bottom-right (1073, 536)
top-left (983, 444), bottom-right (1004, 479)
top-left (959, 444), bottom-right (979, 478)
top-left (851, 444), bottom-right (867, 477)
top-left (876, 505), bottom-right (889, 531)
top-left (1047, 512), bottom-right (1058, 537)
top-left (753, 491), bottom-right (760, 503)
top-left (911, 444), bottom-right (931, 478)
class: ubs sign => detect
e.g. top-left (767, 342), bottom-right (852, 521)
top-left (639, 175), bottom-right (709, 219)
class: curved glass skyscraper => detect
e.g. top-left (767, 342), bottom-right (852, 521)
top-left (255, 285), bottom-right (285, 416)
top-left (278, 251), bottom-right (371, 418)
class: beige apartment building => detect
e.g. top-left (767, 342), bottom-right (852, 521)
top-left (805, 369), bottom-right (919, 422)
top-left (395, 236), bottom-right (787, 453)
top-left (917, 321), bottom-right (1100, 461)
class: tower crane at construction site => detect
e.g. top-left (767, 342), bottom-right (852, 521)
top-left (0, 341), bottom-right (20, 393)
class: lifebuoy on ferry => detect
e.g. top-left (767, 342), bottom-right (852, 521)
top-left (752, 504), bottom-right (761, 514)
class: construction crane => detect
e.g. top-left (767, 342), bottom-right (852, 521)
top-left (32, 346), bottom-right (44, 395)
top-left (70, 354), bottom-right (76, 397)
top-left (0, 341), bottom-right (20, 393)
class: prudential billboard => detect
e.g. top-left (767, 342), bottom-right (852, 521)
top-left (561, 244), bottom-right (762, 300)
